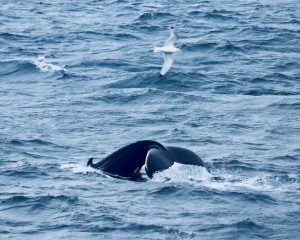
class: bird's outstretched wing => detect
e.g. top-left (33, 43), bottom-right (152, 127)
top-left (164, 29), bottom-right (177, 47)
top-left (160, 53), bottom-right (173, 76)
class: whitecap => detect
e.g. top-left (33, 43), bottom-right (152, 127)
top-left (59, 163), bottom-right (99, 174)
top-left (199, 170), bottom-right (300, 193)
top-left (149, 163), bottom-right (299, 193)
top-left (150, 162), bottom-right (211, 184)
top-left (34, 56), bottom-right (65, 72)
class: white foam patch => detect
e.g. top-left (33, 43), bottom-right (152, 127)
top-left (202, 171), bottom-right (299, 193)
top-left (60, 163), bottom-right (100, 174)
top-left (149, 163), bottom-right (299, 193)
top-left (34, 56), bottom-right (65, 72)
top-left (150, 162), bottom-right (211, 184)
top-left (202, 173), bottom-right (273, 192)
top-left (60, 163), bottom-right (299, 193)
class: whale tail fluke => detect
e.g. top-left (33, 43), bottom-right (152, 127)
top-left (86, 140), bottom-right (205, 180)
top-left (87, 157), bottom-right (94, 167)
top-left (145, 148), bottom-right (174, 178)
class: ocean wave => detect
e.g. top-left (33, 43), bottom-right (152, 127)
top-left (9, 138), bottom-right (53, 146)
top-left (239, 25), bottom-right (279, 36)
top-left (212, 159), bottom-right (256, 172)
top-left (135, 12), bottom-right (178, 22)
top-left (204, 169), bottom-right (299, 193)
top-left (0, 32), bottom-right (30, 40)
top-left (88, 88), bottom-right (158, 105)
top-left (0, 60), bottom-right (36, 77)
top-left (34, 56), bottom-right (65, 72)
top-left (1, 195), bottom-right (79, 209)
top-left (247, 77), bottom-right (271, 84)
top-left (151, 163), bottom-right (211, 184)
top-left (76, 30), bottom-right (141, 41)
top-left (211, 82), bottom-right (240, 94)
top-left (0, 59), bottom-right (64, 78)
top-left (68, 58), bottom-right (141, 73)
top-left (8, 138), bottom-right (69, 149)
top-left (112, 33), bottom-right (140, 41)
top-left (203, 9), bottom-right (240, 21)
top-left (188, 10), bottom-right (203, 16)
top-left (215, 41), bottom-right (245, 54)
top-left (257, 73), bottom-right (292, 81)
top-left (274, 61), bottom-right (300, 71)
top-left (105, 72), bottom-right (206, 91)
top-left (125, 222), bottom-right (193, 238)
top-left (271, 155), bottom-right (298, 161)
top-left (3, 165), bottom-right (48, 178)
top-left (180, 42), bottom-right (218, 52)
top-left (227, 191), bottom-right (277, 204)
top-left (147, 186), bottom-right (180, 196)
top-left (60, 163), bottom-right (102, 174)
top-left (86, 221), bottom-right (193, 238)
top-left (104, 72), bottom-right (166, 89)
top-left (233, 219), bottom-right (267, 231)
top-left (240, 89), bottom-right (299, 96)
top-left (211, 80), bottom-right (299, 96)
top-left (269, 102), bottom-right (300, 110)
top-left (211, 218), bottom-right (274, 238)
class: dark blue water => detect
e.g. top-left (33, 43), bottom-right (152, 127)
top-left (1, 0), bottom-right (300, 239)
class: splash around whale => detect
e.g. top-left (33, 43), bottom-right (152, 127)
top-left (87, 140), bottom-right (205, 180)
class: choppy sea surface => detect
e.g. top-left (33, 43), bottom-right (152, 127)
top-left (1, 0), bottom-right (300, 239)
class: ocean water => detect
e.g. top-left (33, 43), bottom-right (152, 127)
top-left (0, 0), bottom-right (299, 239)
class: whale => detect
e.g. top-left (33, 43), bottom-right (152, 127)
top-left (87, 140), bottom-right (204, 180)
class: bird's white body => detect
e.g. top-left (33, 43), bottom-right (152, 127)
top-left (153, 46), bottom-right (180, 53)
top-left (154, 28), bottom-right (180, 76)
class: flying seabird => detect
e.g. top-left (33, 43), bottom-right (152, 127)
top-left (154, 27), bottom-right (181, 76)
